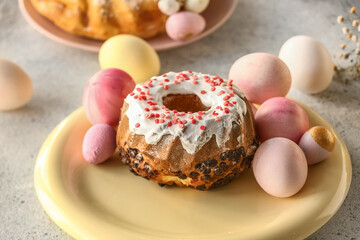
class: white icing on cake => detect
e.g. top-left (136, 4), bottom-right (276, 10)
top-left (124, 71), bottom-right (248, 154)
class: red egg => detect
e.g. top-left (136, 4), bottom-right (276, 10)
top-left (83, 68), bottom-right (135, 126)
top-left (229, 53), bottom-right (292, 104)
top-left (255, 97), bottom-right (309, 143)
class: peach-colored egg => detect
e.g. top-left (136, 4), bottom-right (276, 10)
top-left (83, 68), bottom-right (135, 126)
top-left (82, 124), bottom-right (116, 164)
top-left (166, 11), bottom-right (206, 41)
top-left (299, 126), bottom-right (335, 165)
top-left (0, 58), bottom-right (33, 111)
top-left (253, 137), bottom-right (308, 198)
top-left (255, 97), bottom-right (309, 143)
top-left (229, 53), bottom-right (292, 104)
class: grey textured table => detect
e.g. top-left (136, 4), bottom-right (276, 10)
top-left (0, 0), bottom-right (359, 239)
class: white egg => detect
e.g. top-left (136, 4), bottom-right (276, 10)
top-left (184, 0), bottom-right (210, 13)
top-left (0, 58), bottom-right (33, 111)
top-left (279, 35), bottom-right (334, 94)
top-left (158, 0), bottom-right (180, 15)
top-left (253, 137), bottom-right (308, 198)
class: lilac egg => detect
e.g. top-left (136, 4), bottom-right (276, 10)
top-left (82, 124), bottom-right (117, 164)
top-left (299, 126), bottom-right (335, 165)
top-left (166, 11), bottom-right (206, 41)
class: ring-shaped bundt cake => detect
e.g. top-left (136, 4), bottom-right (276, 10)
top-left (117, 71), bottom-right (258, 190)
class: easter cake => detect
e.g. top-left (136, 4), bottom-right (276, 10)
top-left (116, 71), bottom-right (259, 190)
top-left (30, 0), bottom-right (168, 40)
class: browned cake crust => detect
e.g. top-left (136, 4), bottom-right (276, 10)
top-left (30, 0), bottom-right (168, 40)
top-left (117, 94), bottom-right (258, 190)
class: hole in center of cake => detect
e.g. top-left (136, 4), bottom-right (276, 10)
top-left (162, 94), bottom-right (210, 113)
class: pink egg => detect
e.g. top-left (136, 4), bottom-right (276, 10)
top-left (299, 126), bottom-right (335, 165)
top-left (82, 124), bottom-right (117, 164)
top-left (166, 11), bottom-right (206, 41)
top-left (229, 53), bottom-right (292, 104)
top-left (255, 97), bottom-right (309, 143)
top-left (83, 68), bottom-right (135, 126)
top-left (253, 137), bottom-right (308, 198)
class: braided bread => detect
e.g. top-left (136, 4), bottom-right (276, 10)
top-left (30, 0), bottom-right (168, 40)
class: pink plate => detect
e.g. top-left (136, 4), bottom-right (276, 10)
top-left (19, 0), bottom-right (237, 52)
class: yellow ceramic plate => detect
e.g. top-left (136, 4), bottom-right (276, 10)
top-left (34, 103), bottom-right (351, 240)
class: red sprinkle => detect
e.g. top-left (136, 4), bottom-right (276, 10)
top-left (140, 91), bottom-right (145, 95)
top-left (211, 87), bottom-right (216, 91)
top-left (164, 85), bottom-right (169, 90)
top-left (200, 125), bottom-right (206, 130)
top-left (155, 119), bottom-right (160, 124)
top-left (159, 119), bottom-right (165, 123)
top-left (188, 115), bottom-right (194, 119)
top-left (179, 123), bottom-right (184, 129)
top-left (191, 119), bottom-right (196, 124)
top-left (155, 113), bottom-right (160, 118)
top-left (173, 110), bottom-right (178, 113)
top-left (192, 80), bottom-right (198, 85)
top-left (146, 96), bottom-right (153, 100)
top-left (130, 92), bottom-right (135, 96)
top-left (136, 88), bottom-right (141, 92)
top-left (163, 74), bottom-right (167, 77)
top-left (232, 101), bottom-right (237, 104)
top-left (158, 82), bottom-right (163, 86)
top-left (223, 96), bottom-right (230, 101)
top-left (144, 108), bottom-right (150, 111)
top-left (196, 115), bottom-right (203, 120)
top-left (215, 116), bottom-right (221, 122)
top-left (134, 95), bottom-right (138, 99)
top-left (224, 108), bottom-right (230, 114)
top-left (135, 123), bottom-right (140, 128)
top-left (164, 78), bottom-right (170, 82)
top-left (167, 122), bottom-right (172, 127)
top-left (150, 106), bottom-right (158, 110)
top-left (212, 111), bottom-right (218, 116)
top-left (172, 119), bottom-right (178, 124)
top-left (188, 70), bottom-right (193, 73)
top-left (217, 90), bottom-right (225, 96)
top-left (160, 113), bottom-right (166, 118)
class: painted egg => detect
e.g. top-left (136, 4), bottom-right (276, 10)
top-left (0, 58), bottom-right (33, 111)
top-left (166, 11), bottom-right (206, 41)
top-left (255, 97), bottom-right (309, 143)
top-left (253, 137), bottom-right (308, 198)
top-left (158, 0), bottom-right (180, 15)
top-left (299, 126), bottom-right (335, 165)
top-left (279, 35), bottom-right (334, 93)
top-left (83, 68), bottom-right (135, 126)
top-left (82, 124), bottom-right (117, 164)
top-left (229, 53), bottom-right (292, 104)
top-left (99, 34), bottom-right (160, 84)
top-left (184, 0), bottom-right (210, 13)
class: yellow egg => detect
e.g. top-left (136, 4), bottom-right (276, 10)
top-left (0, 58), bottom-right (33, 111)
top-left (99, 34), bottom-right (160, 84)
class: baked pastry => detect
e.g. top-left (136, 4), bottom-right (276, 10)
top-left (30, 0), bottom-right (168, 40)
top-left (117, 71), bottom-right (258, 190)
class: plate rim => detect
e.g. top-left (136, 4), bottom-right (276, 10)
top-left (34, 103), bottom-right (352, 240)
top-left (19, 0), bottom-right (238, 52)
